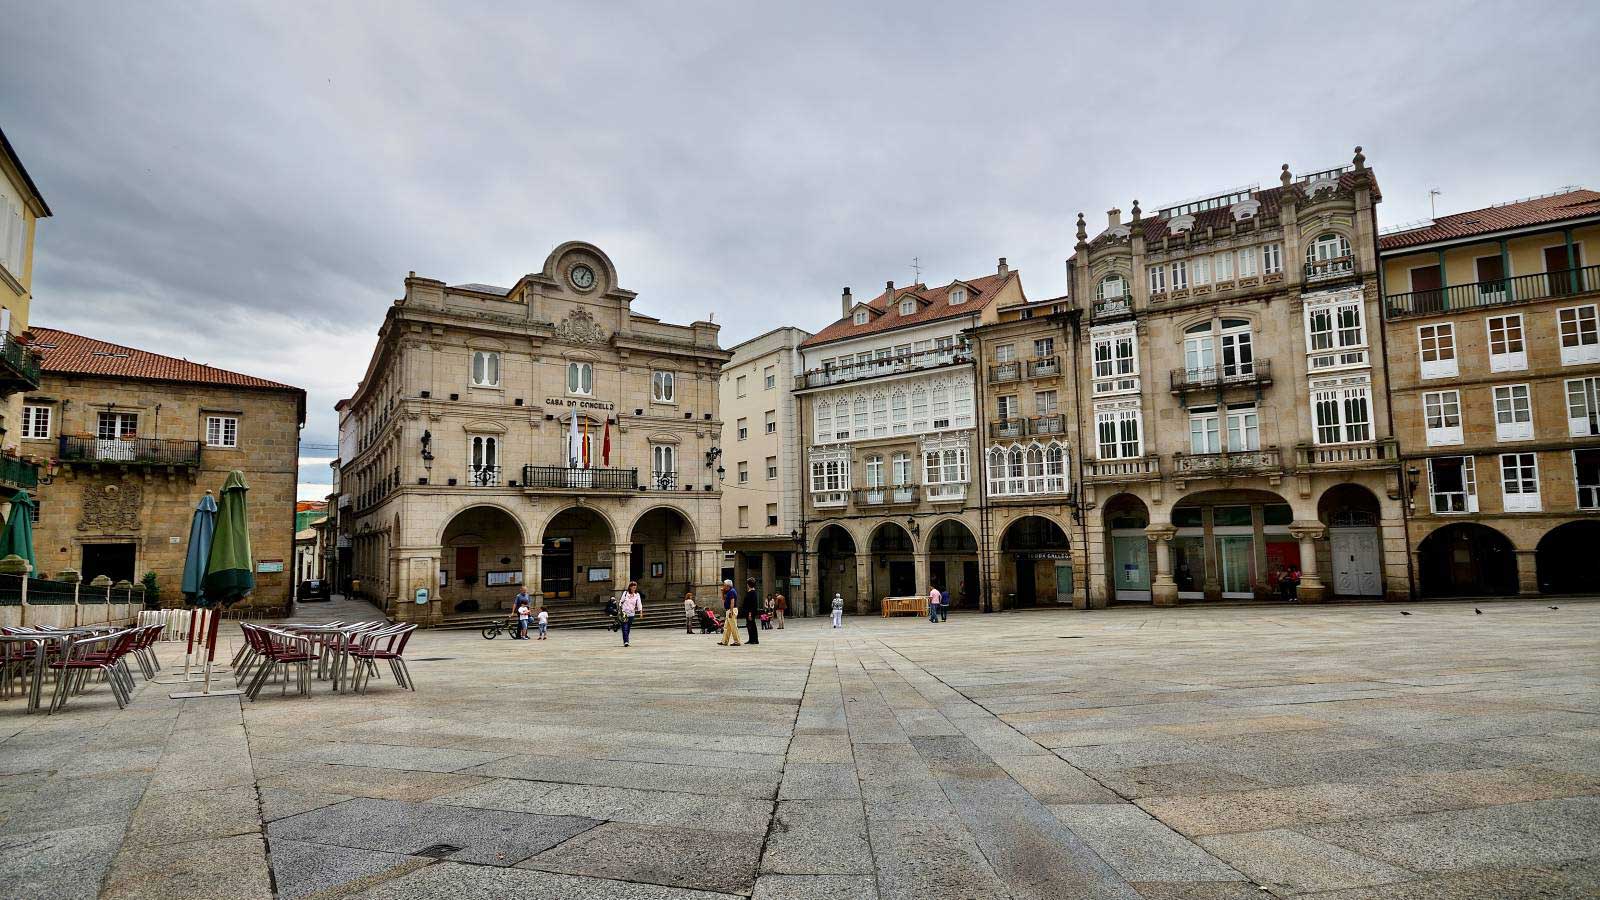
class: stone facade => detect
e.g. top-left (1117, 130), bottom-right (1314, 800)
top-left (25, 361), bottom-right (304, 609)
top-left (1379, 189), bottom-right (1600, 597)
top-left (718, 326), bottom-right (810, 601)
top-left (0, 127), bottom-right (50, 509)
top-left (1069, 150), bottom-right (1407, 607)
top-left (793, 264), bottom-right (1016, 616)
top-left (338, 242), bottom-right (730, 622)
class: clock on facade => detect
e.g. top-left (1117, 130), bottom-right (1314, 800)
top-left (569, 264), bottom-right (596, 290)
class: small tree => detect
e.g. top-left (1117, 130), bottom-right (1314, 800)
top-left (140, 571), bottom-right (161, 609)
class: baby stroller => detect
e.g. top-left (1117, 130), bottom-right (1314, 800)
top-left (698, 607), bottom-right (722, 634)
top-left (759, 612), bottom-right (773, 630)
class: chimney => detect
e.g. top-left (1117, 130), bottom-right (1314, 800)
top-left (997, 257), bottom-right (1009, 277)
top-left (841, 287), bottom-right (852, 319)
top-left (886, 280), bottom-right (895, 300)
top-left (1107, 208), bottom-right (1122, 228)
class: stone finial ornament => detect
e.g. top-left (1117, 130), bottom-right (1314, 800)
top-left (1353, 146), bottom-right (1366, 170)
top-left (1280, 163), bottom-right (1292, 188)
top-left (1075, 212), bottom-right (1087, 242)
top-left (1130, 199), bottom-right (1141, 222)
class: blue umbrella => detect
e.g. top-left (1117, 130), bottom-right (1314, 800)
top-left (180, 491), bottom-right (217, 606)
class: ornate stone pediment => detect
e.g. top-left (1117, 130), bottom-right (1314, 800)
top-left (78, 481), bottom-right (143, 532)
top-left (555, 308), bottom-right (606, 345)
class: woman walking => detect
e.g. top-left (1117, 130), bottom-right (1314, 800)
top-left (683, 590), bottom-right (698, 634)
top-left (619, 581), bottom-right (644, 647)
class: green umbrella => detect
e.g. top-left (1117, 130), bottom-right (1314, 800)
top-left (201, 471), bottom-right (254, 607)
top-left (0, 490), bottom-right (37, 570)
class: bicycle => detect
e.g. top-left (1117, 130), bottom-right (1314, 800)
top-left (481, 618), bottom-right (517, 640)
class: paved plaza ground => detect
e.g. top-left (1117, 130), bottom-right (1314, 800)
top-left (2, 598), bottom-right (1598, 899)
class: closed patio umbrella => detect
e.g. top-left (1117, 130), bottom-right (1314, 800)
top-left (0, 490), bottom-right (36, 571)
top-left (177, 491), bottom-right (217, 681)
top-left (174, 472), bottom-right (253, 698)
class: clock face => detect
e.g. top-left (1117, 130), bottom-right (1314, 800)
top-left (570, 264), bottom-right (596, 290)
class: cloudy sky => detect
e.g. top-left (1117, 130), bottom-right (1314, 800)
top-left (3, 1), bottom-right (1598, 499)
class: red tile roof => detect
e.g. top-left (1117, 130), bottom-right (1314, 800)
top-left (30, 327), bottom-right (301, 392)
top-left (800, 272), bottom-right (1014, 348)
top-left (1378, 188), bottom-right (1600, 251)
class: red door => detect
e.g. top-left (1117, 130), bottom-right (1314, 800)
top-left (456, 547), bottom-right (479, 585)
top-left (1409, 265), bottom-right (1443, 312)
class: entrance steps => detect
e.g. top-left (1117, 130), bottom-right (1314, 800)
top-left (436, 602), bottom-right (697, 632)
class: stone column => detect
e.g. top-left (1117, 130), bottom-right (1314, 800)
top-left (913, 551), bottom-right (930, 595)
top-left (760, 551), bottom-right (775, 600)
top-left (1288, 522), bottom-right (1327, 603)
top-left (1515, 549), bottom-right (1540, 597)
top-left (613, 543), bottom-right (632, 593)
top-left (1201, 507), bottom-right (1221, 602)
top-left (522, 550), bottom-right (543, 607)
top-left (733, 552), bottom-right (749, 591)
top-left (854, 553), bottom-right (874, 616)
top-left (1146, 524), bottom-right (1178, 606)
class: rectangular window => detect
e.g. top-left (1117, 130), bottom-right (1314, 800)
top-left (1170, 260), bottom-right (1188, 291)
top-left (1035, 390), bottom-right (1058, 416)
top-left (736, 375), bottom-right (747, 397)
top-left (205, 416), bottom-right (239, 448)
top-left (1214, 251), bottom-right (1233, 281)
top-left (767, 504), bottom-right (778, 527)
top-left (1091, 329), bottom-right (1139, 395)
top-left (1306, 298), bottom-right (1367, 370)
top-left (20, 404), bottom-right (50, 439)
top-left (763, 365), bottom-right (776, 389)
top-left (910, 388), bottom-right (929, 431)
top-left (738, 506), bottom-right (749, 528)
top-left (870, 395), bottom-right (888, 436)
top-left (567, 362), bottom-right (593, 395)
top-left (651, 370), bottom-right (675, 403)
top-left (737, 461), bottom-right (749, 484)
top-left (997, 395), bottom-right (1019, 422)
top-left (1428, 456), bottom-right (1478, 514)
top-left (1500, 453), bottom-right (1540, 512)
top-left (1576, 449), bottom-right (1600, 510)
top-left (1486, 314), bottom-right (1527, 372)
top-left (1147, 265), bottom-right (1166, 294)
top-left (470, 350), bottom-right (500, 387)
top-left (854, 398), bottom-right (869, 434)
top-left (995, 343), bottom-right (1016, 363)
top-left (1558, 305), bottom-right (1600, 365)
top-left (814, 401), bottom-right (833, 444)
top-left (1096, 406), bottom-right (1142, 459)
top-left (1312, 382), bottom-right (1372, 444)
top-left (1493, 384), bottom-right (1534, 441)
top-left (736, 417), bottom-right (748, 441)
top-left (766, 456), bottom-right (778, 480)
top-left (1262, 243), bottom-right (1283, 275)
top-left (97, 411), bottom-right (138, 440)
top-left (764, 410), bottom-right (776, 434)
top-left (1237, 247), bottom-right (1258, 277)
top-left (1417, 323), bottom-right (1458, 379)
top-left (1423, 390), bottom-right (1463, 446)
top-left (1226, 404), bottom-right (1260, 451)
top-left (1192, 256), bottom-right (1210, 286)
top-left (1033, 337), bottom-right (1055, 358)
top-left (1189, 406), bottom-right (1220, 454)
top-left (865, 455), bottom-right (884, 489)
top-left (1567, 377), bottom-right (1600, 437)
top-left (891, 390), bottom-right (909, 434)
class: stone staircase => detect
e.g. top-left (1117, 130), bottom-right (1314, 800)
top-left (436, 602), bottom-right (695, 632)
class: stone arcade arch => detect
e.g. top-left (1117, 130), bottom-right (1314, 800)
top-left (540, 506), bottom-right (617, 605)
top-left (1417, 523), bottom-right (1517, 598)
top-left (814, 524), bottom-right (859, 615)
top-left (925, 519), bottom-right (980, 610)
top-left (1536, 521), bottom-right (1600, 595)
top-left (869, 522), bottom-right (917, 600)
top-left (1000, 515), bottom-right (1071, 608)
top-left (628, 506), bottom-right (698, 602)
top-left (1167, 489), bottom-right (1297, 602)
top-left (1318, 483), bottom-right (1384, 598)
top-left (440, 505), bottom-right (526, 614)
top-left (1101, 493), bottom-right (1151, 604)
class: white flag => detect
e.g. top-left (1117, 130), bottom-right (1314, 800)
top-left (568, 413), bottom-right (580, 468)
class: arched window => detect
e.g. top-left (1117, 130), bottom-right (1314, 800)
top-left (566, 361), bottom-right (593, 395)
top-left (987, 447), bottom-right (1006, 493)
top-left (1025, 445), bottom-right (1046, 492)
top-left (1098, 274), bottom-right (1127, 300)
top-left (1307, 232), bottom-right (1354, 278)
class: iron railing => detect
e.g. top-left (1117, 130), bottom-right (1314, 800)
top-left (0, 455), bottom-right (39, 488)
top-left (990, 419), bottom-right (1025, 439)
top-left (0, 332), bottom-right (43, 388)
top-left (988, 361), bottom-right (1022, 383)
top-left (649, 470), bottom-right (679, 491)
top-left (1028, 356), bottom-right (1061, 378)
top-left (58, 436), bottom-right (202, 467)
top-left (1385, 264), bottom-right (1599, 319)
top-left (468, 465), bottom-right (501, 487)
top-left (795, 346), bottom-right (965, 390)
top-left (520, 465), bottom-right (638, 490)
top-left (854, 486), bottom-right (918, 506)
top-left (1031, 414), bottom-right (1066, 435)
top-left (1170, 359), bottom-right (1273, 393)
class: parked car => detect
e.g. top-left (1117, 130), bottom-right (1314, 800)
top-left (297, 578), bottom-right (330, 602)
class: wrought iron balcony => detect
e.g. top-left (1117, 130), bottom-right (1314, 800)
top-left (854, 486), bottom-right (918, 507)
top-left (1028, 356), bottom-right (1061, 378)
top-left (795, 346), bottom-right (965, 390)
top-left (520, 465), bottom-right (639, 491)
top-left (1293, 438), bottom-right (1398, 470)
top-left (990, 419), bottom-right (1026, 439)
top-left (649, 470), bottom-right (679, 491)
top-left (0, 333), bottom-right (42, 395)
top-left (467, 465), bottom-right (501, 487)
top-left (1170, 359), bottom-right (1273, 393)
top-left (988, 361), bottom-right (1021, 383)
top-left (58, 436), bottom-right (202, 468)
top-left (1030, 414), bottom-right (1066, 435)
top-left (1083, 455), bottom-right (1162, 482)
top-left (1304, 255), bottom-right (1358, 283)
top-left (0, 456), bottom-right (39, 489)
top-left (1171, 448), bottom-right (1282, 478)
top-left (1385, 264), bottom-right (1599, 319)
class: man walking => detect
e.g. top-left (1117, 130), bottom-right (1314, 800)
top-left (719, 579), bottom-right (742, 646)
top-left (831, 593), bottom-right (844, 628)
top-left (774, 592), bottom-right (786, 629)
top-left (742, 577), bottom-right (761, 645)
top-left (928, 583), bottom-right (942, 624)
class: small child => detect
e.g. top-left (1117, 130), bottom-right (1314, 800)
top-left (536, 607), bottom-right (549, 640)
top-left (516, 601), bottom-right (532, 640)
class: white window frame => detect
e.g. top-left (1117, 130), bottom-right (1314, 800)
top-left (1214, 250), bottom-right (1234, 282)
top-left (1566, 377), bottom-right (1600, 437)
top-left (1097, 275), bottom-right (1126, 300)
top-left (1226, 404), bottom-right (1260, 452)
top-left (1417, 323), bottom-right (1458, 379)
top-left (469, 435), bottom-right (500, 485)
top-left (566, 361), bottom-right (593, 396)
top-left (470, 350), bottom-right (500, 387)
top-left (1095, 402), bottom-right (1143, 460)
top-left (1423, 390), bottom-right (1463, 446)
top-left (1188, 406), bottom-right (1220, 454)
top-left (1486, 314), bottom-right (1527, 372)
top-left (1310, 375), bottom-right (1373, 445)
top-left (736, 417), bottom-right (748, 441)
top-left (949, 288), bottom-right (967, 305)
top-left (764, 409), bottom-right (776, 434)
top-left (1237, 246), bottom-right (1258, 277)
top-left (205, 415), bottom-right (239, 449)
top-left (809, 450), bottom-right (850, 501)
top-left (864, 454), bottom-right (885, 489)
top-left (891, 451), bottom-right (913, 487)
top-left (922, 441), bottom-right (970, 486)
top-left (1147, 264), bottom-right (1166, 295)
top-left (899, 299), bottom-right (917, 316)
top-left (853, 309), bottom-right (869, 325)
top-left (651, 370), bottom-right (675, 403)
top-left (1492, 384), bottom-right (1534, 441)
top-left (766, 456), bottom-right (778, 480)
top-left (737, 460), bottom-right (749, 484)
top-left (1558, 304), bottom-right (1600, 365)
top-left (1262, 242), bottom-right (1283, 275)
top-left (20, 404), bottom-right (50, 440)
top-left (1305, 291), bottom-right (1368, 371)
top-left (1091, 324), bottom-right (1139, 396)
top-left (1169, 260), bottom-right (1188, 291)
top-left (763, 365), bottom-right (776, 390)
top-left (1428, 456), bottom-right (1478, 514)
top-left (97, 411), bottom-right (138, 440)
top-left (1499, 452), bottom-right (1541, 512)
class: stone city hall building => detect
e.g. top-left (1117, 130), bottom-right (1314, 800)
top-left (338, 242), bottom-right (730, 621)
top-left (1379, 188), bottom-right (1600, 597)
top-left (1069, 149), bottom-right (1407, 606)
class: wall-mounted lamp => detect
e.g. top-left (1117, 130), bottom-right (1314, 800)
top-left (906, 517), bottom-right (920, 537)
top-left (1065, 494), bottom-right (1097, 525)
top-left (420, 429), bottom-right (435, 471)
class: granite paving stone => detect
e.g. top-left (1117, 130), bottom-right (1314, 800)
top-left (760, 799), bottom-right (875, 874)
top-left (256, 762), bottom-right (491, 801)
top-left (751, 873), bottom-right (880, 899)
top-left (100, 832), bottom-right (275, 900)
top-left (1195, 828), bottom-right (1419, 894)
top-left (0, 822), bottom-right (125, 900)
top-left (353, 862), bottom-right (745, 899)
top-left (521, 821), bottom-right (762, 894)
top-left (434, 778), bottom-right (775, 833)
top-left (268, 839), bottom-right (430, 900)
top-left (268, 797), bottom-right (602, 866)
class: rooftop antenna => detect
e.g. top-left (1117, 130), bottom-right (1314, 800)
top-left (911, 256), bottom-right (922, 284)
top-left (1429, 189), bottom-right (1441, 218)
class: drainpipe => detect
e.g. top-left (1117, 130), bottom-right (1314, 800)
top-left (1066, 307), bottom-right (1090, 606)
top-left (972, 327), bottom-right (993, 613)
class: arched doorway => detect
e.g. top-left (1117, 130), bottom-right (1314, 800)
top-left (1417, 523), bottom-right (1516, 597)
top-left (630, 507), bottom-right (697, 602)
top-left (1169, 489), bottom-right (1295, 601)
top-left (815, 525), bottom-right (857, 613)
top-left (869, 522), bottom-right (916, 599)
top-left (1537, 521), bottom-right (1600, 594)
top-left (927, 520), bottom-right (980, 609)
top-left (1000, 516), bottom-right (1070, 608)
top-left (441, 506), bottom-right (525, 614)
top-left (541, 506), bottom-right (615, 604)
top-left (1102, 494), bottom-right (1150, 603)
top-left (1319, 484), bottom-right (1383, 598)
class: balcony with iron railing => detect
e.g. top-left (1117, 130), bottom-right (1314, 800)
top-left (0, 455), bottom-right (39, 490)
top-left (648, 470), bottom-right (680, 491)
top-left (1030, 414), bottom-right (1066, 435)
top-left (1293, 438), bottom-right (1398, 470)
top-left (1385, 264), bottom-right (1599, 319)
top-left (1027, 356), bottom-right (1061, 378)
top-left (0, 332), bottom-right (43, 394)
top-left (1170, 359), bottom-right (1273, 394)
top-left (58, 436), bottom-right (203, 468)
top-left (990, 419), bottom-right (1026, 439)
top-left (988, 361), bottom-right (1022, 383)
top-left (520, 464), bottom-right (639, 491)
top-left (1304, 255), bottom-right (1359, 283)
top-left (467, 465), bottom-right (501, 487)
top-left (1083, 455), bottom-right (1162, 482)
top-left (1170, 447), bottom-right (1282, 478)
top-left (795, 345), bottom-right (966, 390)
top-left (854, 486), bottom-right (918, 507)
top-left (989, 414), bottom-right (1066, 440)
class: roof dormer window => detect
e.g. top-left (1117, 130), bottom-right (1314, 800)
top-left (853, 309), bottom-right (869, 325)
top-left (949, 288), bottom-right (966, 305)
top-left (900, 299), bottom-right (917, 316)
